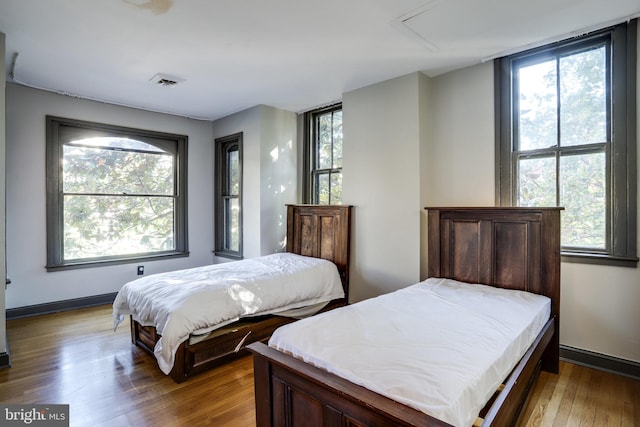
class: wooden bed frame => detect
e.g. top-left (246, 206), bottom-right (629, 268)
top-left (130, 204), bottom-right (352, 383)
top-left (248, 207), bottom-right (561, 426)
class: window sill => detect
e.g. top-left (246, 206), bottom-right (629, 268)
top-left (46, 251), bottom-right (190, 272)
top-left (213, 251), bottom-right (243, 260)
top-left (561, 251), bottom-right (639, 268)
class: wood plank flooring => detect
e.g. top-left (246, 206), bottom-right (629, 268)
top-left (1, 305), bottom-right (255, 427)
top-left (520, 359), bottom-right (640, 426)
top-left (1, 304), bottom-right (638, 426)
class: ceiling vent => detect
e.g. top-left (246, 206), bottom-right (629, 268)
top-left (149, 73), bottom-right (185, 87)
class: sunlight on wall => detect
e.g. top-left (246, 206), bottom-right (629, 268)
top-left (279, 212), bottom-right (287, 251)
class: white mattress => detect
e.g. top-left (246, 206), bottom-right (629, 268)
top-left (268, 277), bottom-right (551, 427)
top-left (113, 252), bottom-right (344, 374)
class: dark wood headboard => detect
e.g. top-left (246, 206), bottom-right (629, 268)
top-left (426, 206), bottom-right (562, 373)
top-left (286, 204), bottom-right (352, 298)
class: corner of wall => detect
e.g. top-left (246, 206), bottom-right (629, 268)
top-left (343, 72), bottom-right (425, 302)
top-left (211, 105), bottom-right (298, 258)
top-left (258, 106), bottom-right (298, 255)
top-left (0, 31), bottom-right (8, 356)
top-left (418, 72), bottom-right (433, 280)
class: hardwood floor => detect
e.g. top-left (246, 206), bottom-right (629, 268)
top-left (1, 305), bottom-right (256, 427)
top-left (519, 360), bottom-right (640, 426)
top-left (1, 304), bottom-right (638, 426)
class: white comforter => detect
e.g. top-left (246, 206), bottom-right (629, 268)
top-left (269, 277), bottom-right (550, 427)
top-left (113, 252), bottom-right (344, 374)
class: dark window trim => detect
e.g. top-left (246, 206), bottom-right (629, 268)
top-left (214, 132), bottom-right (243, 259)
top-left (46, 116), bottom-right (189, 271)
top-left (302, 103), bottom-right (342, 204)
top-left (495, 20), bottom-right (637, 267)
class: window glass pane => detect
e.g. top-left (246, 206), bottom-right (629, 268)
top-left (333, 111), bottom-right (343, 168)
top-left (560, 152), bottom-right (606, 248)
top-left (67, 137), bottom-right (167, 153)
top-left (518, 60), bottom-right (558, 150)
top-left (316, 173), bottom-right (330, 204)
top-left (48, 116), bottom-right (187, 269)
top-left (330, 172), bottom-right (342, 204)
top-left (560, 47), bottom-right (607, 146)
top-left (499, 22), bottom-right (637, 265)
top-left (215, 133), bottom-right (242, 257)
top-left (227, 147), bottom-right (239, 195)
top-left (317, 113), bottom-right (333, 169)
top-left (308, 106), bottom-right (342, 206)
top-left (63, 145), bottom-right (174, 195)
top-left (63, 195), bottom-right (174, 260)
top-left (517, 156), bottom-right (557, 207)
top-left (225, 198), bottom-right (240, 252)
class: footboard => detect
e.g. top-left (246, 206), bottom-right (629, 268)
top-left (249, 342), bottom-right (447, 426)
top-left (248, 317), bottom-right (554, 427)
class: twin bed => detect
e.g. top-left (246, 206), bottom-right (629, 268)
top-left (248, 206), bottom-right (561, 427)
top-left (113, 204), bottom-right (561, 426)
top-left (113, 204), bottom-right (352, 383)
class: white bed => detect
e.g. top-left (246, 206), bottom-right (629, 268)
top-left (268, 277), bottom-right (551, 427)
top-left (113, 252), bottom-right (344, 374)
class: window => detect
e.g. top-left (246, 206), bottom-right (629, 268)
top-left (215, 133), bottom-right (242, 259)
top-left (496, 20), bottom-right (637, 266)
top-left (304, 104), bottom-right (343, 204)
top-left (46, 116), bottom-right (188, 270)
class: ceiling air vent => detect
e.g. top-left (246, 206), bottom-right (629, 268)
top-left (149, 73), bottom-right (185, 87)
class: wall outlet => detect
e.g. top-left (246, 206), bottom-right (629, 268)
top-left (137, 265), bottom-right (144, 275)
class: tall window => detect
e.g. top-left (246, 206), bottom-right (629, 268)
top-left (46, 116), bottom-right (188, 270)
top-left (215, 133), bottom-right (242, 259)
top-left (304, 104), bottom-right (343, 204)
top-left (496, 20), bottom-right (637, 266)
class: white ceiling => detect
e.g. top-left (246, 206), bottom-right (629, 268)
top-left (1, 0), bottom-right (638, 120)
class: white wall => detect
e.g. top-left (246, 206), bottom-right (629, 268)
top-left (0, 32), bottom-right (7, 355)
top-left (427, 62), bottom-right (495, 207)
top-left (418, 73), bottom-right (433, 279)
top-left (561, 263), bottom-right (640, 361)
top-left (5, 84), bottom-right (215, 309)
top-left (343, 72), bottom-right (425, 302)
top-left (212, 106), bottom-right (262, 259)
top-left (259, 106), bottom-right (297, 254)
top-left (427, 43), bottom-right (640, 363)
top-left (211, 105), bottom-right (297, 260)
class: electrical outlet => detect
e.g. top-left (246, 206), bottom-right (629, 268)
top-left (137, 265), bottom-right (144, 275)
